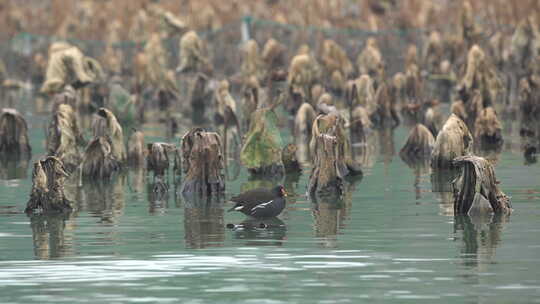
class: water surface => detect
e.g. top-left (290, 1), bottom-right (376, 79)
top-left (0, 100), bottom-right (539, 304)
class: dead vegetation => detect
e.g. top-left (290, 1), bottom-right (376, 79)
top-left (41, 42), bottom-right (103, 95)
top-left (308, 113), bottom-right (361, 194)
top-left (282, 143), bottom-right (301, 172)
top-left (431, 114), bottom-right (473, 169)
top-left (46, 103), bottom-right (84, 171)
top-left (127, 130), bottom-right (145, 166)
top-left (26, 156), bottom-right (72, 214)
top-left (147, 142), bottom-right (174, 176)
top-left (400, 123), bottom-right (435, 160)
top-left (92, 107), bottom-right (126, 163)
top-left (452, 156), bottom-right (512, 215)
top-left (474, 107), bottom-right (503, 149)
top-left (181, 128), bottom-right (225, 195)
top-left (0, 108), bottom-right (31, 157)
top-left (4, 0), bottom-right (540, 221)
top-left (81, 136), bottom-right (121, 179)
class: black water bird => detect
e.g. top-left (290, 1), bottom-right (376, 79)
top-left (228, 185), bottom-right (287, 218)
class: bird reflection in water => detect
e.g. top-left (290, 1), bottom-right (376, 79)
top-left (182, 193), bottom-right (225, 249)
top-left (227, 217), bottom-right (287, 247)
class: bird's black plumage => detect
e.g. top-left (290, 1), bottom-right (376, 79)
top-left (228, 185), bottom-right (287, 218)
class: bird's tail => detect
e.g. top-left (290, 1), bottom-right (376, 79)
top-left (227, 203), bottom-right (243, 212)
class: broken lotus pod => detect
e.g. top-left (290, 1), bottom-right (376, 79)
top-left (321, 39), bottom-right (353, 78)
top-left (372, 83), bottom-right (399, 128)
top-left (424, 103), bottom-right (445, 137)
top-left (452, 155), bottom-right (511, 215)
top-left (350, 106), bottom-right (373, 143)
top-left (294, 102), bottom-right (316, 140)
top-left (46, 104), bottom-right (83, 171)
top-left (25, 156), bottom-right (72, 214)
top-left (294, 102), bottom-right (317, 163)
top-left (92, 107), bottom-right (126, 163)
top-left (240, 39), bottom-right (263, 80)
top-left (40, 42), bottom-right (103, 94)
top-left (431, 114), bottom-right (473, 169)
top-left (215, 79), bottom-right (242, 152)
top-left (400, 123), bottom-right (435, 160)
top-left (261, 38), bottom-right (286, 71)
top-left (81, 136), bottom-right (121, 179)
top-left (356, 38), bottom-right (383, 82)
top-left (308, 113), bottom-right (361, 194)
top-left (308, 134), bottom-right (345, 194)
top-left (474, 106), bottom-right (503, 148)
top-left (282, 143), bottom-right (301, 172)
top-left (177, 31), bottom-right (209, 73)
top-left (287, 53), bottom-right (320, 108)
top-left (459, 45), bottom-right (503, 104)
top-left (147, 142), bottom-right (174, 176)
top-left (309, 113), bottom-right (352, 167)
top-left (127, 130), bottom-right (145, 165)
top-left (181, 128), bottom-right (225, 195)
top-left (347, 75), bottom-right (376, 115)
top-left (0, 108), bottom-right (31, 157)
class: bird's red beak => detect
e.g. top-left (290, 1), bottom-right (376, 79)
top-left (281, 188), bottom-right (287, 197)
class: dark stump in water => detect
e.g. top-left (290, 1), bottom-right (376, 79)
top-left (46, 104), bottom-right (84, 172)
top-left (308, 134), bottom-right (346, 194)
top-left (474, 107), bottom-right (504, 151)
top-left (127, 130), bottom-right (145, 166)
top-left (308, 114), bottom-right (363, 194)
top-left (399, 123), bottom-right (435, 160)
top-left (452, 156), bottom-right (512, 215)
top-left (81, 136), bottom-right (121, 180)
top-left (282, 143), bottom-right (302, 173)
top-left (147, 142), bottom-right (174, 203)
top-left (26, 156), bottom-right (72, 214)
top-left (431, 114), bottom-right (473, 170)
top-left (308, 113), bottom-right (362, 194)
top-left (0, 108), bottom-right (31, 157)
top-left (180, 128), bottom-right (225, 196)
top-left (147, 142), bottom-right (174, 176)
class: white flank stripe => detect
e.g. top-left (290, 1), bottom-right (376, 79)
top-left (251, 200), bottom-right (273, 211)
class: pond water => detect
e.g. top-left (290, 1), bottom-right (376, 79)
top-left (1, 98), bottom-right (539, 304)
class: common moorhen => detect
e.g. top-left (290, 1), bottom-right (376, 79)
top-left (228, 185), bottom-right (287, 218)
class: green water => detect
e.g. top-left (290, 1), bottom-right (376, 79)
top-left (1, 99), bottom-right (539, 304)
